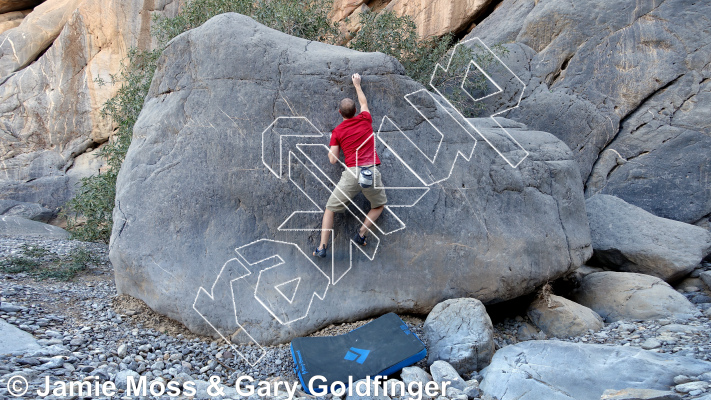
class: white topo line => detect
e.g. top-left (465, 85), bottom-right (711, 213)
top-left (194, 37), bottom-right (528, 365)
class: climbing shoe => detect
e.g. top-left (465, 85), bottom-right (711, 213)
top-left (353, 232), bottom-right (367, 246)
top-left (313, 244), bottom-right (327, 258)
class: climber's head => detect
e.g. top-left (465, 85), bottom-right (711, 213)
top-left (339, 98), bottom-right (356, 119)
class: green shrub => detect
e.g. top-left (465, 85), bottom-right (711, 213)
top-left (0, 245), bottom-right (99, 281)
top-left (153, 0), bottom-right (339, 46)
top-left (351, 9), bottom-right (509, 118)
top-left (251, 0), bottom-right (340, 42)
top-left (63, 48), bottom-right (161, 243)
top-left (152, 0), bottom-right (253, 45)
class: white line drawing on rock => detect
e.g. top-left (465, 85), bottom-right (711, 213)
top-left (195, 37), bottom-right (528, 365)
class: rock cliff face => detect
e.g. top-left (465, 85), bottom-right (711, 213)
top-left (0, 0), bottom-right (179, 210)
top-left (0, 9), bottom-right (31, 35)
top-left (332, 0), bottom-right (494, 39)
top-left (109, 13), bottom-right (592, 345)
top-left (466, 0), bottom-right (711, 225)
top-left (0, 0), bottom-right (43, 14)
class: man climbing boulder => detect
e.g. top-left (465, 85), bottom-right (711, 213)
top-left (313, 73), bottom-right (387, 258)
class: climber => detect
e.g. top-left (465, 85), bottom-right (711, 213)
top-left (313, 73), bottom-right (387, 258)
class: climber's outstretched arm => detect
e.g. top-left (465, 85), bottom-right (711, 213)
top-left (352, 73), bottom-right (369, 114)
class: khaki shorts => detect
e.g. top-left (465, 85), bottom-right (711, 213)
top-left (326, 166), bottom-right (387, 213)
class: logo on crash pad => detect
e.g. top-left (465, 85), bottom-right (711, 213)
top-left (344, 347), bottom-right (370, 364)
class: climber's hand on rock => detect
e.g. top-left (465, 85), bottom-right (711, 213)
top-left (352, 73), bottom-right (362, 87)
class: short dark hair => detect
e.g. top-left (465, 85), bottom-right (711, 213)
top-left (339, 98), bottom-right (356, 119)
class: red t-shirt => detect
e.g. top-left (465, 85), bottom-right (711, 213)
top-left (330, 111), bottom-right (381, 168)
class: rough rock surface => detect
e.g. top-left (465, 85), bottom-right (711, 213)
top-left (0, 199), bottom-right (55, 222)
top-left (429, 361), bottom-right (466, 391)
top-left (0, 0), bottom-right (82, 77)
top-left (330, 0), bottom-right (365, 21)
top-left (385, 0), bottom-right (493, 38)
top-left (466, 0), bottom-right (711, 224)
top-left (0, 319), bottom-right (41, 354)
top-left (332, 0), bottom-right (493, 39)
top-left (572, 272), bottom-right (700, 322)
top-left (701, 271), bottom-right (711, 291)
top-left (423, 298), bottom-right (494, 373)
top-left (0, 0), bottom-right (179, 209)
top-left (400, 366), bottom-right (432, 387)
top-left (0, 0), bottom-right (42, 13)
top-left (0, 215), bottom-right (69, 238)
top-left (527, 294), bottom-right (603, 338)
top-left (0, 9), bottom-right (31, 34)
top-left (586, 195), bottom-right (711, 282)
top-left (600, 388), bottom-right (680, 400)
top-left (479, 340), bottom-right (711, 400)
top-left (110, 13), bottom-right (592, 345)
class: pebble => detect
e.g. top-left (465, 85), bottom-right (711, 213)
top-left (640, 338), bottom-right (662, 350)
top-left (675, 381), bottom-right (709, 394)
top-left (117, 343), bottom-right (127, 358)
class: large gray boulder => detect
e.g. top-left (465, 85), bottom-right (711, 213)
top-left (479, 341), bottom-right (711, 400)
top-left (423, 298), bottom-right (494, 374)
top-left (571, 271), bottom-right (700, 322)
top-left (110, 13), bottom-right (592, 348)
top-left (0, 200), bottom-right (55, 222)
top-left (466, 0), bottom-right (711, 225)
top-left (0, 215), bottom-right (69, 238)
top-left (0, 319), bottom-right (41, 354)
top-left (586, 195), bottom-right (711, 282)
top-left (527, 294), bottom-right (603, 338)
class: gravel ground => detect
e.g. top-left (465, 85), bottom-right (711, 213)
top-left (1, 235), bottom-right (710, 399)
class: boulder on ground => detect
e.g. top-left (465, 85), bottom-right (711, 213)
top-left (554, 265), bottom-right (605, 294)
top-left (424, 298), bottom-right (495, 374)
top-left (110, 13), bottom-right (592, 345)
top-left (0, 319), bottom-right (42, 354)
top-left (479, 341), bottom-right (711, 400)
top-left (586, 195), bottom-right (711, 282)
top-left (516, 321), bottom-right (545, 341)
top-left (400, 366), bottom-right (432, 387)
top-left (0, 200), bottom-right (55, 222)
top-left (0, 215), bottom-right (69, 238)
top-left (700, 271), bottom-right (711, 291)
top-left (429, 361), bottom-right (466, 391)
top-left (571, 271), bottom-right (699, 322)
top-left (527, 294), bottom-right (603, 338)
